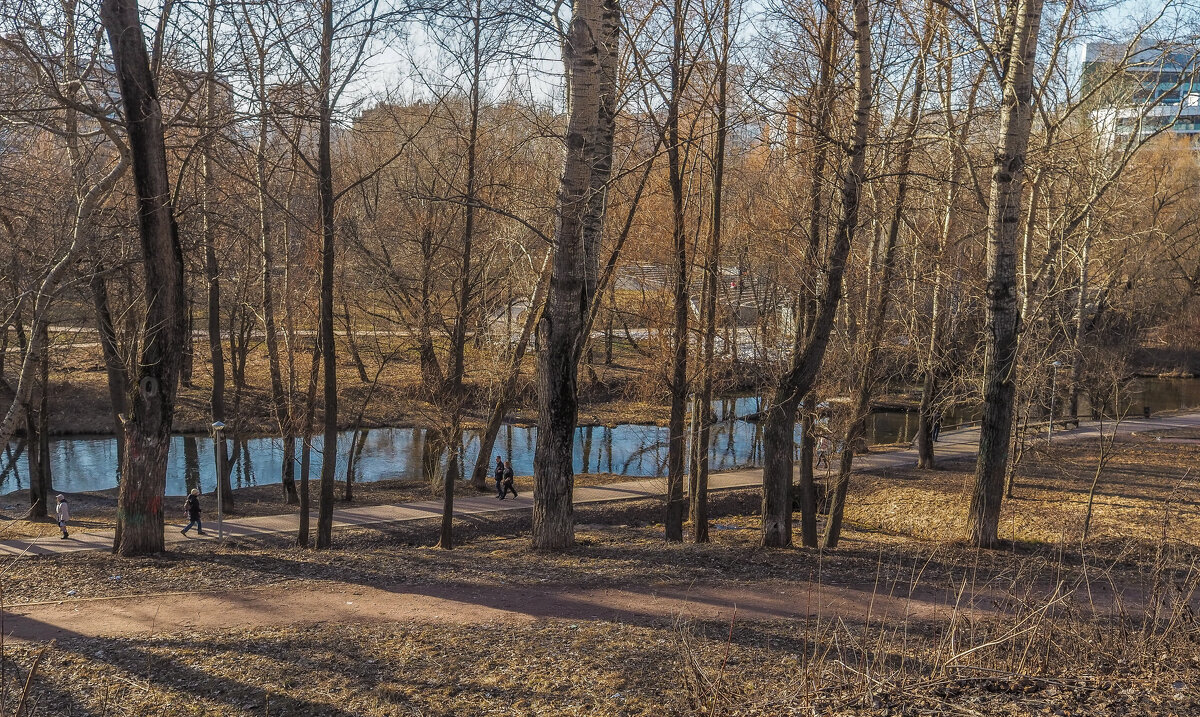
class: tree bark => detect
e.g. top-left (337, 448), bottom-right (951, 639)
top-left (968, 0), bottom-right (1045, 549)
top-left (760, 0), bottom-right (871, 548)
top-left (316, 0), bottom-right (338, 550)
top-left (690, 0), bottom-right (730, 544)
top-left (202, 1), bottom-right (233, 511)
top-left (91, 271), bottom-right (129, 474)
top-left (298, 337), bottom-right (321, 548)
top-left (824, 0), bottom-right (930, 549)
top-left (663, 0), bottom-right (689, 542)
top-left (532, 0), bottom-right (618, 550)
top-left (102, 0), bottom-right (187, 557)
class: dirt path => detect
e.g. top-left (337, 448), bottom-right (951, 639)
top-left (5, 571), bottom-right (1138, 644)
top-left (3, 578), bottom-right (1010, 643)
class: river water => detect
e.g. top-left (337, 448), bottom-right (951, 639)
top-left (4, 378), bottom-right (1197, 496)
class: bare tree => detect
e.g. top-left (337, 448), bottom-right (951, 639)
top-left (533, 0), bottom-right (620, 550)
top-left (101, 0), bottom-right (188, 556)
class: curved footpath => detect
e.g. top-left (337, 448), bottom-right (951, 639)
top-left (3, 412), bottom-right (1199, 559)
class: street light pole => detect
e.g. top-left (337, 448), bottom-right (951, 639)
top-left (212, 421), bottom-right (225, 541)
top-left (1048, 361), bottom-right (1061, 443)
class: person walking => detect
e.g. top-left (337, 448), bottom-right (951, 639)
top-left (816, 437), bottom-right (832, 469)
top-left (931, 415), bottom-right (943, 443)
top-left (54, 494), bottom-right (70, 539)
top-left (494, 455), bottom-right (506, 499)
top-left (181, 488), bottom-right (206, 536)
top-left (501, 460), bottom-right (518, 498)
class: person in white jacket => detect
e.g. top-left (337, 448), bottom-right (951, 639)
top-left (55, 494), bottom-right (70, 539)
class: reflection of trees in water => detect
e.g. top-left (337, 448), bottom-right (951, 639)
top-left (183, 436), bottom-right (201, 493)
top-left (580, 425), bottom-right (594, 474)
top-left (0, 440), bottom-right (25, 488)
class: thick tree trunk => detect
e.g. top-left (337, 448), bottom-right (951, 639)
top-left (760, 0), bottom-right (871, 548)
top-left (532, 0), bottom-right (618, 550)
top-left (968, 0), bottom-right (1045, 549)
top-left (102, 0), bottom-right (187, 557)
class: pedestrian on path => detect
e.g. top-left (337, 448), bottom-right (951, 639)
top-left (931, 415), bottom-right (942, 442)
top-left (816, 437), bottom-right (831, 468)
top-left (501, 460), bottom-right (518, 498)
top-left (181, 489), bottom-right (206, 536)
top-left (55, 494), bottom-right (70, 539)
top-left (494, 455), bottom-right (506, 499)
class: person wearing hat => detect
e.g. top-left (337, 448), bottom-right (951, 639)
top-left (181, 488), bottom-right (206, 536)
top-left (54, 494), bottom-right (70, 539)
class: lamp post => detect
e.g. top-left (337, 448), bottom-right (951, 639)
top-left (212, 421), bottom-right (225, 541)
top-left (1048, 361), bottom-right (1062, 443)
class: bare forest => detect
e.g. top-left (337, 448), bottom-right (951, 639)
top-left (2, 0), bottom-right (1200, 711)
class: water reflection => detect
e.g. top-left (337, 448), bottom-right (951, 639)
top-left (8, 379), bottom-right (1198, 495)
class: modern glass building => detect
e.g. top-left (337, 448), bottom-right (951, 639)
top-left (1083, 41), bottom-right (1200, 141)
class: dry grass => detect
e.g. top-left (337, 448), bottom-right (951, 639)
top-left (3, 437), bottom-right (1200, 715)
top-left (845, 435), bottom-right (1200, 547)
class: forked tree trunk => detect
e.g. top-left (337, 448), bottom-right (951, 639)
top-left (759, 5), bottom-right (835, 549)
top-left (532, 0), bottom-right (618, 550)
top-left (102, 0), bottom-right (187, 557)
top-left (760, 0), bottom-right (871, 548)
top-left (823, 0), bottom-right (930, 549)
top-left (968, 0), bottom-right (1045, 550)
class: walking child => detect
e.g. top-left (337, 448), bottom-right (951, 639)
top-left (54, 494), bottom-right (70, 539)
top-left (501, 460), bottom-right (518, 498)
top-left (181, 488), bottom-right (206, 536)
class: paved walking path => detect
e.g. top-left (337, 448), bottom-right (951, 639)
top-left (5, 412), bottom-right (1199, 557)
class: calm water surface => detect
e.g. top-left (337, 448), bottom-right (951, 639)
top-left (4, 379), bottom-right (1197, 495)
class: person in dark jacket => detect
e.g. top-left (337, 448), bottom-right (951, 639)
top-left (494, 455), bottom-right (506, 499)
top-left (181, 489), bottom-right (206, 536)
top-left (501, 461), bottom-right (518, 498)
